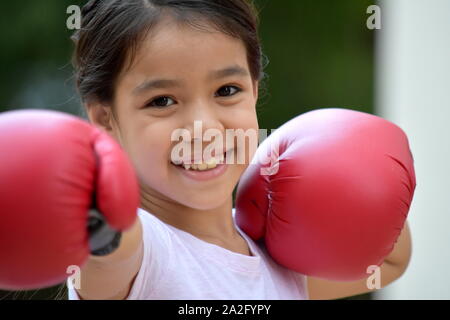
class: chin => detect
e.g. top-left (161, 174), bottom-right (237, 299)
top-left (176, 190), bottom-right (232, 211)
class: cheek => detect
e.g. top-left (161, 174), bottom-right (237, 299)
top-left (121, 121), bottom-right (173, 189)
top-left (226, 108), bottom-right (259, 165)
top-left (112, 93), bottom-right (176, 194)
top-left (235, 97), bottom-right (259, 133)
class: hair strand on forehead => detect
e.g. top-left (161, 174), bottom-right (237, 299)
top-left (71, 0), bottom-right (267, 113)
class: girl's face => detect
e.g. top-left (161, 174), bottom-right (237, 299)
top-left (109, 17), bottom-right (259, 210)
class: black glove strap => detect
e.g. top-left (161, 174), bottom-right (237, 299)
top-left (87, 209), bottom-right (122, 256)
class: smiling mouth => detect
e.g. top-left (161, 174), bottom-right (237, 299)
top-left (170, 150), bottom-right (231, 171)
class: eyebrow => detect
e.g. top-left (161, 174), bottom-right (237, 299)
top-left (132, 65), bottom-right (249, 95)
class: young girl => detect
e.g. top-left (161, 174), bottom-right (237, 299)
top-left (68, 0), bottom-right (411, 300)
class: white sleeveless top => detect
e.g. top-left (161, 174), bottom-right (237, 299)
top-left (68, 207), bottom-right (309, 300)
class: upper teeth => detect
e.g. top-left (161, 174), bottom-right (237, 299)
top-left (173, 154), bottom-right (225, 171)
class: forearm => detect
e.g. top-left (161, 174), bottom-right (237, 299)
top-left (307, 221), bottom-right (412, 300)
top-left (383, 221), bottom-right (412, 271)
top-left (77, 217), bottom-right (144, 300)
top-left (366, 221), bottom-right (412, 293)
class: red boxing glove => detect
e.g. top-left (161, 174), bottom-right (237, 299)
top-left (0, 110), bottom-right (139, 290)
top-left (236, 108), bottom-right (416, 281)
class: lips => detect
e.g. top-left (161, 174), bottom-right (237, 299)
top-left (170, 149), bottom-right (231, 171)
top-left (172, 160), bottom-right (229, 181)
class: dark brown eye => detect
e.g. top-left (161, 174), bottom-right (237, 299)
top-left (216, 85), bottom-right (242, 97)
top-left (147, 96), bottom-right (175, 108)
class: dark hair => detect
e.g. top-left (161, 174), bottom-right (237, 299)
top-left (71, 0), bottom-right (268, 109)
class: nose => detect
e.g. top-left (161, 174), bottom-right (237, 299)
top-left (183, 99), bottom-right (225, 141)
top-left (181, 100), bottom-right (226, 161)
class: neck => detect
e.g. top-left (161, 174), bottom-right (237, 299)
top-left (139, 184), bottom-right (240, 243)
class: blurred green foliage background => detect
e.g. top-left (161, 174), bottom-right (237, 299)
top-left (0, 0), bottom-right (375, 300)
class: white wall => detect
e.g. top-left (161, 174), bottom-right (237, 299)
top-left (375, 0), bottom-right (450, 299)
